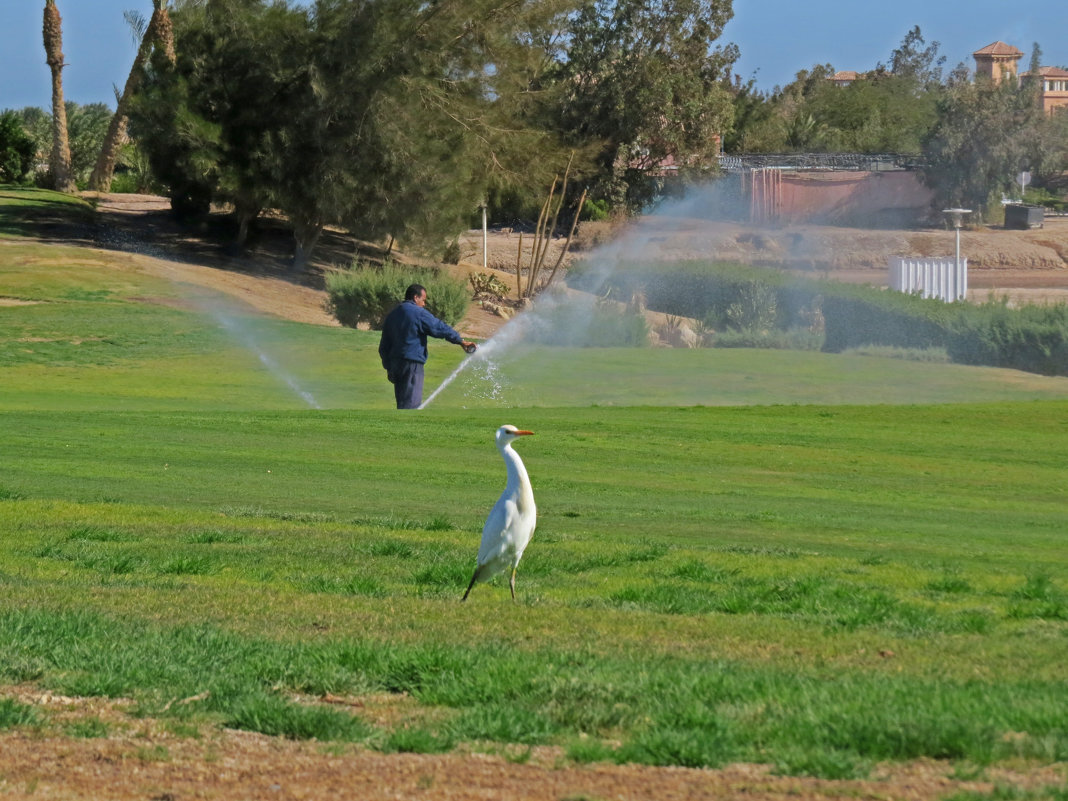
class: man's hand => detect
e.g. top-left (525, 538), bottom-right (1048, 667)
top-left (461, 340), bottom-right (477, 354)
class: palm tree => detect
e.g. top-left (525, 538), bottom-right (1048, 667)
top-left (88, 0), bottom-right (175, 192)
top-left (43, 0), bottom-right (75, 192)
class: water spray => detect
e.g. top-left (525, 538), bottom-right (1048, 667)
top-left (419, 176), bottom-right (843, 409)
top-left (419, 338), bottom-right (499, 409)
top-left (213, 310), bottom-right (323, 409)
top-left (417, 288), bottom-right (583, 409)
top-left (94, 223), bottom-right (323, 409)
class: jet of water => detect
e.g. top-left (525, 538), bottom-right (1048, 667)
top-left (419, 177), bottom-right (847, 408)
top-left (419, 337), bottom-right (505, 409)
top-left (213, 308), bottom-right (323, 410)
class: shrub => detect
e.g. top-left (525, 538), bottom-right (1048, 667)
top-left (325, 261), bottom-right (469, 329)
top-left (567, 256), bottom-right (1068, 375)
top-left (821, 285), bottom-right (956, 353)
top-left (567, 260), bottom-right (821, 332)
top-left (821, 286), bottom-right (1068, 376)
top-left (0, 112), bottom-right (36, 184)
top-left (947, 300), bottom-right (1068, 376)
top-left (726, 281), bottom-right (778, 331)
top-left (582, 198), bottom-right (611, 222)
top-left (469, 272), bottom-right (511, 301)
top-left (1022, 186), bottom-right (1066, 212)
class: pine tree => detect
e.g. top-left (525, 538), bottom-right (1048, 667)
top-left (549, 0), bottom-right (738, 210)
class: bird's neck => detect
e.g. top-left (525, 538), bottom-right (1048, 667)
top-left (501, 444), bottom-right (534, 505)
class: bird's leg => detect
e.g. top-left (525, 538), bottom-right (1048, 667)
top-left (509, 568), bottom-right (517, 602)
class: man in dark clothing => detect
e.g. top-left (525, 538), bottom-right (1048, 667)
top-left (378, 284), bottom-right (476, 409)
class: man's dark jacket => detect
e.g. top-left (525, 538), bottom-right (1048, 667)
top-left (378, 300), bottom-right (463, 369)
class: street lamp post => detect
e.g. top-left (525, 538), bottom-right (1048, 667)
top-left (942, 208), bottom-right (971, 273)
top-left (481, 199), bottom-right (488, 270)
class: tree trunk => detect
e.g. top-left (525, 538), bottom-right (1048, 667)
top-left (230, 199), bottom-right (261, 252)
top-left (43, 0), bottom-right (75, 193)
top-left (89, 1), bottom-right (175, 192)
top-left (292, 223), bottom-right (323, 274)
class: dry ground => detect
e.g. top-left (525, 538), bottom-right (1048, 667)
top-left (76, 194), bottom-right (1068, 342)
top-left (1, 686), bottom-right (1064, 801)
top-left (3, 194), bottom-right (1067, 799)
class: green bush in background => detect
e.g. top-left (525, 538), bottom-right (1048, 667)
top-left (567, 257), bottom-right (1068, 376)
top-left (0, 111), bottom-right (37, 184)
top-left (948, 300), bottom-right (1068, 375)
top-left (325, 261), bottom-right (469, 330)
top-left (820, 284), bottom-right (959, 353)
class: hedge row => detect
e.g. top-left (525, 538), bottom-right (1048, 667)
top-left (948, 302), bottom-right (1068, 375)
top-left (566, 259), bottom-right (1068, 376)
top-left (823, 288), bottom-right (1068, 375)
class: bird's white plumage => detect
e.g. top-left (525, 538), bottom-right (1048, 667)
top-left (462, 425), bottom-right (536, 601)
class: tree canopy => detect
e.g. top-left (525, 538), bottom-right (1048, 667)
top-left (549, 0), bottom-right (737, 209)
top-left (23, 3), bottom-right (1067, 252)
top-left (129, 0), bottom-right (589, 268)
top-left (726, 28), bottom-right (946, 155)
top-left (0, 111), bottom-right (37, 184)
top-left (123, 0), bottom-right (740, 266)
top-left (920, 46), bottom-right (1060, 220)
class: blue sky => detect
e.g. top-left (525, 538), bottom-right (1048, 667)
top-left (3, 1), bottom-right (1068, 111)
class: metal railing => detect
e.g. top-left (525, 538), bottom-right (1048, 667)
top-left (718, 153), bottom-right (922, 172)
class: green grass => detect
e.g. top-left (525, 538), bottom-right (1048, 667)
top-left (0, 185), bottom-right (96, 239)
top-left (0, 186), bottom-right (1066, 782)
top-left (1, 406), bottom-right (1065, 776)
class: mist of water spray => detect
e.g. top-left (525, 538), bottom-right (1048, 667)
top-left (419, 336), bottom-right (507, 409)
top-left (212, 309), bottom-right (322, 409)
top-left (418, 288), bottom-right (599, 409)
top-left (417, 176), bottom-right (890, 408)
top-left (95, 222), bottom-right (325, 408)
top-left (419, 186), bottom-right (741, 408)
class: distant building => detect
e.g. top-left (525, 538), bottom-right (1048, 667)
top-left (972, 41), bottom-right (1024, 84)
top-left (1023, 66), bottom-right (1068, 114)
top-left (830, 70), bottom-right (861, 87)
top-left (973, 41), bottom-right (1068, 114)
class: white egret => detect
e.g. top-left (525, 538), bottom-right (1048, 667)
top-left (462, 425), bottom-right (536, 602)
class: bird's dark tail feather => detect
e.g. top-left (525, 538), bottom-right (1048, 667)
top-left (461, 566), bottom-right (482, 602)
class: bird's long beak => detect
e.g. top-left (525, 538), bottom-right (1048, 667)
top-left (515, 430), bottom-right (534, 436)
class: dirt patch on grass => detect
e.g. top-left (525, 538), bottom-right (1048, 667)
top-left (1, 686), bottom-right (1063, 801)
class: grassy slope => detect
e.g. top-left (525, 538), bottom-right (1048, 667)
top-left (1, 187), bottom-right (1066, 779)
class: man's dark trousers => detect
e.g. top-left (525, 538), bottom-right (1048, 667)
top-left (389, 360), bottom-right (424, 409)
